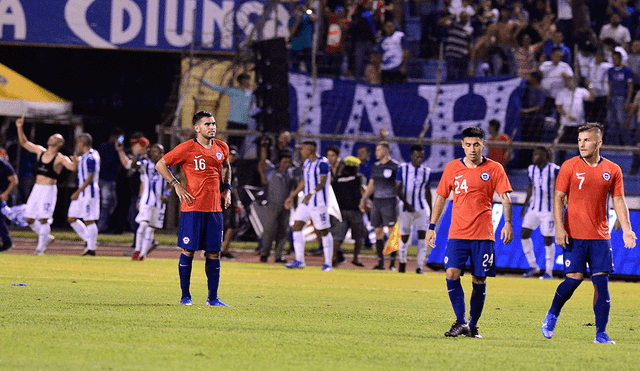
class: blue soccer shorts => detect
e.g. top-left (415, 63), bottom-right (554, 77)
top-left (445, 239), bottom-right (496, 277)
top-left (177, 211), bottom-right (223, 252)
top-left (563, 238), bottom-right (614, 275)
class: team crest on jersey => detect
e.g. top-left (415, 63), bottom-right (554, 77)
top-left (182, 237), bottom-right (190, 245)
top-left (602, 172), bottom-right (611, 181)
top-left (216, 151), bottom-right (223, 160)
top-left (383, 169), bottom-right (393, 178)
top-left (565, 259), bottom-right (571, 267)
top-left (481, 172), bottom-right (490, 181)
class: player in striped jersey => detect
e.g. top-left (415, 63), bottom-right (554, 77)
top-left (285, 141), bottom-right (334, 271)
top-left (395, 144), bottom-right (432, 273)
top-left (521, 147), bottom-right (560, 280)
top-left (68, 133), bottom-right (101, 256)
top-left (130, 144), bottom-right (168, 261)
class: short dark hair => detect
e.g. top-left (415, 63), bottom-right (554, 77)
top-left (302, 140), bottom-right (317, 150)
top-left (377, 141), bottom-right (390, 151)
top-left (278, 149), bottom-right (293, 162)
top-left (192, 111), bottom-right (214, 126)
top-left (578, 122), bottom-right (604, 137)
top-left (76, 133), bottom-right (93, 147)
top-left (488, 119), bottom-right (501, 130)
top-left (358, 145), bottom-right (371, 154)
top-left (534, 146), bottom-right (550, 158)
top-left (461, 126), bottom-right (484, 140)
top-left (326, 145), bottom-right (340, 156)
top-left (612, 51), bottom-right (622, 59)
top-left (410, 144), bottom-right (424, 153)
top-left (529, 70), bottom-right (542, 83)
top-left (551, 46), bottom-right (564, 54)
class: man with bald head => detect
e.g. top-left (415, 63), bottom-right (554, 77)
top-left (16, 117), bottom-right (77, 255)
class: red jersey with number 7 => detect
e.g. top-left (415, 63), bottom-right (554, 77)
top-left (162, 138), bottom-right (229, 213)
top-left (436, 157), bottom-right (512, 241)
top-left (555, 156), bottom-right (624, 240)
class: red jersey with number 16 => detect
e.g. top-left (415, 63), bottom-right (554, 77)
top-left (436, 157), bottom-right (512, 241)
top-left (555, 156), bottom-right (624, 240)
top-left (163, 138), bottom-right (229, 213)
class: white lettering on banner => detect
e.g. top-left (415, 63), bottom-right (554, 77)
top-left (61, 0), bottom-right (287, 50)
top-left (289, 73), bottom-right (334, 137)
top-left (341, 85), bottom-right (402, 160)
top-left (202, 0), bottom-right (234, 49)
top-left (65, 0), bottom-right (116, 48)
top-left (0, 0), bottom-right (26, 40)
top-left (111, 0), bottom-right (142, 44)
top-left (418, 83), bottom-right (469, 172)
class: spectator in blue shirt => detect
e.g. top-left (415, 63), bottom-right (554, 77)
top-left (288, 3), bottom-right (317, 73)
top-left (542, 30), bottom-right (572, 65)
top-left (607, 51), bottom-right (634, 145)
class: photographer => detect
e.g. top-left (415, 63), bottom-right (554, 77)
top-left (288, 2), bottom-right (317, 72)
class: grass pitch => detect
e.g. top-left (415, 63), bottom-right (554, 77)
top-left (1, 254), bottom-right (638, 371)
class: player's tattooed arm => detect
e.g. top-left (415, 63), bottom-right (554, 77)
top-left (500, 192), bottom-right (513, 244)
top-left (221, 158), bottom-right (232, 208)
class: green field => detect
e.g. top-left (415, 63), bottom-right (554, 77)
top-left (1, 254), bottom-right (638, 371)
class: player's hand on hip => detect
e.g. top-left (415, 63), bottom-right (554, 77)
top-left (623, 231), bottom-right (637, 249)
top-left (501, 223), bottom-right (513, 244)
top-left (426, 230), bottom-right (436, 248)
top-left (176, 186), bottom-right (195, 205)
top-left (223, 190), bottom-right (231, 209)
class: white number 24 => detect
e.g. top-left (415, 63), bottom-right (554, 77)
top-left (454, 179), bottom-right (468, 194)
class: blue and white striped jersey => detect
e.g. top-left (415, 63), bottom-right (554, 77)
top-left (527, 162), bottom-right (560, 213)
top-left (78, 149), bottom-right (100, 199)
top-left (138, 158), bottom-right (167, 209)
top-left (396, 162), bottom-right (431, 211)
top-left (303, 156), bottom-right (331, 207)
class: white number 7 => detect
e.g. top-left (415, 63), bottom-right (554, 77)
top-left (576, 173), bottom-right (585, 190)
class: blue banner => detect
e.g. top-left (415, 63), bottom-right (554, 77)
top-left (0, 0), bottom-right (289, 52)
top-left (289, 73), bottom-right (524, 173)
top-left (429, 203), bottom-right (640, 277)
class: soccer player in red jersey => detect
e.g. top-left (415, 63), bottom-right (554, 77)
top-left (541, 123), bottom-right (637, 344)
top-left (155, 111), bottom-right (232, 307)
top-left (426, 126), bottom-right (514, 339)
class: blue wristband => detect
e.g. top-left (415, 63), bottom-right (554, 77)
top-left (428, 223), bottom-right (436, 231)
top-left (164, 191), bottom-right (171, 197)
top-left (225, 184), bottom-right (232, 191)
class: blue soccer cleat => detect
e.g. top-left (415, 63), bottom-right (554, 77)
top-left (594, 332), bottom-right (616, 344)
top-left (286, 260), bottom-right (306, 269)
top-left (321, 264), bottom-right (332, 272)
top-left (541, 312), bottom-right (558, 339)
top-left (180, 297), bottom-right (193, 306)
top-left (206, 298), bottom-right (231, 307)
top-left (522, 267), bottom-right (540, 278)
top-left (539, 273), bottom-right (553, 280)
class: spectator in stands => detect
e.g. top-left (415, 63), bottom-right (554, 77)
top-left (575, 41), bottom-right (597, 85)
top-left (542, 29), bottom-right (572, 65)
top-left (97, 128), bottom-right (124, 233)
top-left (515, 31), bottom-right (544, 79)
top-left (607, 0), bottom-right (635, 36)
top-left (540, 47), bottom-right (574, 116)
top-left (357, 145), bottom-right (374, 181)
top-left (472, 5), bottom-right (523, 76)
top-left (265, 131), bottom-right (294, 165)
top-left (511, 0), bottom-right (530, 23)
top-left (477, 0), bottom-right (499, 35)
top-left (330, 155), bottom-right (367, 267)
top-left (359, 142), bottom-right (400, 270)
top-left (486, 119), bottom-right (511, 168)
top-left (586, 50), bottom-right (613, 125)
top-left (599, 13), bottom-right (631, 49)
top-left (202, 73), bottom-right (254, 154)
top-left (555, 76), bottom-right (594, 162)
top-left (602, 37), bottom-right (628, 64)
top-left (365, 52), bottom-right (383, 84)
top-left (258, 144), bottom-right (294, 263)
top-left (627, 40), bottom-right (640, 89)
top-left (324, 5), bottom-right (350, 77)
top-left (519, 71), bottom-right (546, 162)
top-left (378, 20), bottom-right (409, 83)
top-left (555, 0), bottom-right (573, 47)
top-left (350, 0), bottom-right (380, 80)
top-left (289, 2), bottom-right (317, 73)
top-left (439, 10), bottom-right (472, 81)
top-left (607, 51), bottom-right (634, 145)
top-left (417, 0), bottom-right (444, 57)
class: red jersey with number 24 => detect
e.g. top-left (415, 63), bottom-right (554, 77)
top-left (555, 156), bottom-right (624, 240)
top-left (162, 138), bottom-right (229, 213)
top-left (436, 157), bottom-right (512, 241)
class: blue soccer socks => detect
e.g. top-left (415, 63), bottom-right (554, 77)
top-left (178, 253), bottom-right (194, 300)
top-left (446, 278), bottom-right (466, 324)
top-left (592, 275), bottom-right (610, 334)
top-left (468, 282), bottom-right (486, 329)
top-left (205, 258), bottom-right (221, 302)
top-left (549, 277), bottom-right (582, 316)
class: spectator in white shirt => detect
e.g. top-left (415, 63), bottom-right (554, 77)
top-left (599, 13), bottom-right (631, 49)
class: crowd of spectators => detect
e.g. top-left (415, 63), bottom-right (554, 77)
top-left (285, 0), bottom-right (640, 174)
